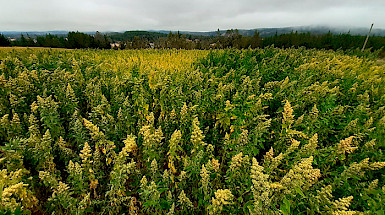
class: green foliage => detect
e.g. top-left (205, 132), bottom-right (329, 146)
top-left (0, 34), bottom-right (10, 47)
top-left (0, 47), bottom-right (384, 214)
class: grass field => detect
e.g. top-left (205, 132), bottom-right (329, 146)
top-left (0, 47), bottom-right (384, 214)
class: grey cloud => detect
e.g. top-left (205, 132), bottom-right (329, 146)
top-left (0, 0), bottom-right (384, 31)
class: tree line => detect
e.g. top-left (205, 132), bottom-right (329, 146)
top-left (1, 30), bottom-right (385, 53)
top-left (0, 31), bottom-right (110, 49)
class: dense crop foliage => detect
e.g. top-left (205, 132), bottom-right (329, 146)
top-left (0, 47), bottom-right (384, 214)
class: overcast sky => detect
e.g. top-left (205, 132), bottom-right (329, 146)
top-left (1, 0), bottom-right (384, 32)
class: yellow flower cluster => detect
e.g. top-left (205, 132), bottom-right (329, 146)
top-left (51, 182), bottom-right (70, 198)
top-left (270, 182), bottom-right (284, 190)
top-left (27, 114), bottom-right (40, 137)
top-left (151, 159), bottom-right (158, 174)
top-left (0, 73), bottom-right (6, 85)
top-left (293, 114), bottom-right (304, 127)
top-left (212, 189), bottom-right (233, 205)
top-left (342, 158), bottom-right (369, 178)
top-left (229, 152), bottom-right (249, 171)
top-left (139, 114), bottom-right (164, 158)
top-left (366, 179), bottom-right (379, 192)
top-left (281, 156), bottom-right (321, 193)
top-left (169, 109), bottom-right (176, 121)
top-left (301, 133), bottom-right (318, 155)
top-left (167, 202), bottom-right (175, 215)
top-left (180, 103), bottom-right (188, 120)
top-left (211, 158), bottom-right (220, 172)
top-left (120, 135), bottom-right (137, 158)
top-left (57, 136), bottom-right (73, 156)
top-left (237, 129), bottom-right (249, 146)
top-left (221, 133), bottom-right (230, 147)
top-left (200, 164), bottom-right (210, 194)
top-left (282, 100), bottom-right (294, 127)
top-left (178, 190), bottom-right (194, 208)
top-left (0, 169), bottom-right (37, 211)
top-left (250, 157), bottom-right (271, 214)
top-left (210, 189), bottom-right (234, 214)
top-left (2, 182), bottom-right (28, 208)
top-left (82, 118), bottom-right (104, 140)
top-left (337, 136), bottom-right (357, 155)
top-left (191, 117), bottom-right (206, 154)
top-left (286, 139), bottom-right (300, 155)
top-left (139, 125), bottom-right (151, 143)
top-left (309, 104), bottom-right (319, 120)
top-left (68, 160), bottom-right (82, 175)
top-left (369, 161), bottom-right (385, 170)
top-left (140, 176), bottom-right (148, 188)
top-left (269, 152), bottom-right (284, 170)
top-left (332, 196), bottom-right (356, 214)
top-left (39, 171), bottom-right (58, 187)
top-left (65, 83), bottom-right (77, 101)
top-left (80, 142), bottom-right (93, 165)
top-left (11, 112), bottom-right (21, 130)
top-left (147, 181), bottom-right (160, 201)
top-left (263, 147), bottom-right (274, 164)
top-left (78, 193), bottom-right (91, 212)
top-left (315, 185), bottom-right (333, 205)
top-left (179, 171), bottom-right (187, 182)
top-left (364, 139), bottom-right (376, 149)
top-left (168, 130), bottom-right (182, 174)
top-left (0, 114), bottom-right (9, 128)
top-left (36, 95), bottom-right (56, 111)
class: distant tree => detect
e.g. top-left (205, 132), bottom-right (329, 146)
top-left (94, 31), bottom-right (110, 49)
top-left (222, 29), bottom-right (242, 48)
top-left (66, 32), bottom-right (94, 49)
top-left (19, 34), bottom-right (36, 47)
top-left (249, 30), bottom-right (261, 48)
top-left (132, 36), bottom-right (149, 49)
top-left (0, 34), bottom-right (10, 46)
top-left (36, 34), bottom-right (65, 48)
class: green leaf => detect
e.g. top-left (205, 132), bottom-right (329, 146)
top-left (280, 198), bottom-right (291, 215)
top-left (295, 187), bottom-right (305, 198)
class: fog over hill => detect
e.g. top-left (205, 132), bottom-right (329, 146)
top-left (164, 26), bottom-right (385, 37)
top-left (2, 26), bottom-right (385, 39)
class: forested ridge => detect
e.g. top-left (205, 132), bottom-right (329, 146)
top-left (1, 30), bottom-right (385, 55)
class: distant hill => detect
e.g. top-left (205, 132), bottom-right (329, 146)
top-left (152, 26), bottom-right (385, 37)
top-left (2, 26), bottom-right (385, 40)
top-left (256, 26), bottom-right (385, 37)
top-left (0, 31), bottom-right (69, 39)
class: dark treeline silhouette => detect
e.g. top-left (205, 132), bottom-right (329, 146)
top-left (262, 31), bottom-right (385, 50)
top-left (0, 34), bottom-right (11, 46)
top-left (108, 31), bottom-right (167, 42)
top-left (1, 30), bottom-right (385, 54)
top-left (111, 30), bottom-right (385, 52)
top-left (1, 31), bottom-right (110, 49)
top-left (112, 30), bottom-right (262, 50)
top-left (66, 31), bottom-right (110, 49)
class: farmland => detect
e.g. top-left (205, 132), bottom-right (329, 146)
top-left (0, 47), bottom-right (384, 214)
